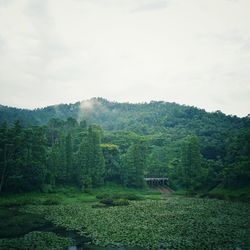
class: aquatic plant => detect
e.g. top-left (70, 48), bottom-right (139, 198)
top-left (24, 197), bottom-right (250, 249)
top-left (0, 231), bottom-right (73, 250)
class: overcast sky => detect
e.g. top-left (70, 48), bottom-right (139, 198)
top-left (0, 0), bottom-right (250, 116)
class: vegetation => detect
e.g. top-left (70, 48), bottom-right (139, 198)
top-left (0, 185), bottom-right (249, 249)
top-left (0, 98), bottom-right (250, 249)
top-left (23, 196), bottom-right (250, 249)
top-left (0, 231), bottom-right (73, 250)
top-left (0, 102), bottom-right (249, 195)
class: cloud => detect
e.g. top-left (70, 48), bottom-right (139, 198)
top-left (78, 98), bottom-right (108, 120)
top-left (0, 0), bottom-right (14, 7)
top-left (131, 0), bottom-right (169, 12)
top-left (0, 35), bottom-right (5, 51)
top-left (0, 0), bottom-right (250, 117)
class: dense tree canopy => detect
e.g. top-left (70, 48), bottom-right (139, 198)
top-left (0, 99), bottom-right (249, 193)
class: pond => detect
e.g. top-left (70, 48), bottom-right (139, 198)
top-left (0, 207), bottom-right (142, 250)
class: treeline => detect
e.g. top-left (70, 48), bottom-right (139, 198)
top-left (0, 117), bottom-right (249, 193)
top-left (1, 98), bottom-right (249, 135)
top-left (0, 118), bottom-right (147, 192)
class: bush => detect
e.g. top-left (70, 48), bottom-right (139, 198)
top-left (0, 198), bottom-right (42, 207)
top-left (96, 193), bottom-right (109, 200)
top-left (41, 184), bottom-right (54, 193)
top-left (43, 197), bottom-right (61, 205)
top-left (122, 194), bottom-right (142, 201)
top-left (99, 198), bottom-right (129, 206)
top-left (92, 203), bottom-right (107, 209)
top-left (96, 193), bottom-right (142, 201)
top-left (100, 198), bottom-right (114, 206)
top-left (113, 199), bottom-right (129, 206)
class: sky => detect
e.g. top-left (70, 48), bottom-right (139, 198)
top-left (0, 0), bottom-right (250, 117)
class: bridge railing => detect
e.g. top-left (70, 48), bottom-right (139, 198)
top-left (144, 178), bottom-right (169, 186)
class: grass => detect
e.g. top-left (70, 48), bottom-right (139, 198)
top-left (92, 183), bottom-right (162, 200)
top-left (171, 187), bottom-right (250, 202)
top-left (0, 184), bottom-right (162, 208)
top-left (207, 186), bottom-right (250, 202)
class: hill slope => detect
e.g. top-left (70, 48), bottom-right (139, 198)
top-left (0, 97), bottom-right (249, 133)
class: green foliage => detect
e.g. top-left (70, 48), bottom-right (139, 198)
top-left (0, 122), bottom-right (47, 192)
top-left (223, 128), bottom-right (250, 188)
top-left (207, 186), bottom-right (250, 202)
top-left (96, 193), bottom-right (142, 201)
top-left (42, 197), bottom-right (62, 205)
top-left (122, 140), bottom-right (147, 188)
top-left (0, 98), bottom-right (250, 195)
top-left (24, 197), bottom-right (250, 249)
top-left (99, 198), bottom-right (129, 206)
top-left (0, 231), bottom-right (73, 250)
top-left (76, 125), bottom-right (105, 189)
top-left (101, 143), bottom-right (121, 183)
top-left (176, 136), bottom-right (205, 191)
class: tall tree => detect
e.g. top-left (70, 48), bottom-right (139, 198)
top-left (101, 144), bottom-right (121, 183)
top-left (76, 125), bottom-right (105, 189)
top-left (179, 136), bottom-right (203, 191)
top-left (65, 133), bottom-right (73, 183)
top-left (223, 128), bottom-right (250, 188)
top-left (123, 140), bottom-right (147, 188)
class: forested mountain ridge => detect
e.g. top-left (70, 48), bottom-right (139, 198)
top-left (1, 98), bottom-right (249, 161)
top-left (1, 97), bottom-right (249, 132)
top-left (0, 98), bottom-right (249, 195)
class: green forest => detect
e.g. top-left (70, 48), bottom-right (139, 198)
top-left (1, 98), bottom-right (249, 195)
top-left (0, 98), bottom-right (250, 249)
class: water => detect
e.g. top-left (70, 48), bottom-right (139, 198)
top-left (0, 207), bottom-right (89, 248)
top-left (0, 207), bottom-right (142, 250)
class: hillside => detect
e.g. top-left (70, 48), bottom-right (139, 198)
top-left (0, 97), bottom-right (250, 198)
top-left (1, 97), bottom-right (249, 132)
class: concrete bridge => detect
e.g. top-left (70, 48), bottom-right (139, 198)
top-left (145, 178), bottom-right (169, 186)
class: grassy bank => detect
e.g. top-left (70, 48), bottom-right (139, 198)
top-left (206, 187), bottom-right (250, 202)
top-left (0, 184), bottom-right (162, 207)
top-left (172, 186), bottom-right (250, 202)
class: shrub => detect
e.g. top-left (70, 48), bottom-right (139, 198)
top-left (100, 198), bottom-right (114, 206)
top-left (99, 198), bottom-right (129, 207)
top-left (1, 198), bottom-right (42, 207)
top-left (43, 197), bottom-right (61, 205)
top-left (96, 193), bottom-right (142, 201)
top-left (41, 184), bottom-right (54, 193)
top-left (122, 194), bottom-right (142, 201)
top-left (113, 199), bottom-right (129, 206)
top-left (92, 203), bottom-right (107, 209)
top-left (96, 193), bottom-right (109, 200)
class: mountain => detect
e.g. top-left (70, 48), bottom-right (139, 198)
top-left (1, 98), bottom-right (249, 194)
top-left (0, 97), bottom-right (249, 131)
top-left (1, 97), bottom-right (249, 161)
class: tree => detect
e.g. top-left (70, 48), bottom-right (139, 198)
top-left (123, 140), bottom-right (147, 188)
top-left (0, 122), bottom-right (11, 192)
top-left (65, 133), bottom-right (73, 183)
top-left (76, 125), bottom-right (105, 189)
top-left (147, 146), bottom-right (168, 178)
top-left (101, 144), bottom-right (121, 183)
top-left (223, 129), bottom-right (250, 188)
top-left (179, 136), bottom-right (203, 191)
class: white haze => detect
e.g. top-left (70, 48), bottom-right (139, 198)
top-left (0, 0), bottom-right (250, 117)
